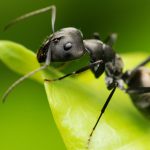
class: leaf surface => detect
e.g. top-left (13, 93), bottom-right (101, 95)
top-left (0, 40), bottom-right (150, 150)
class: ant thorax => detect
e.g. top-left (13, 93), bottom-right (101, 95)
top-left (105, 54), bottom-right (124, 90)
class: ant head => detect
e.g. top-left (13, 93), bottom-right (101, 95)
top-left (37, 27), bottom-right (86, 63)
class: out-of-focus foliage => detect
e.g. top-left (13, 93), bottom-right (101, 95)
top-left (0, 0), bottom-right (150, 150)
top-left (0, 0), bottom-right (150, 53)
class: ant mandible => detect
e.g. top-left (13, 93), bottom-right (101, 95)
top-left (2, 5), bottom-right (150, 147)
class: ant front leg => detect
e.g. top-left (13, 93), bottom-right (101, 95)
top-left (44, 60), bottom-right (103, 82)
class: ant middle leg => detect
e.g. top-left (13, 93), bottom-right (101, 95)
top-left (44, 60), bottom-right (103, 82)
top-left (88, 83), bottom-right (118, 147)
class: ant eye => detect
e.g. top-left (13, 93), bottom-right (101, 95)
top-left (64, 42), bottom-right (72, 51)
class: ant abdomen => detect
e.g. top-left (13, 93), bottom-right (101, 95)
top-left (127, 67), bottom-right (150, 118)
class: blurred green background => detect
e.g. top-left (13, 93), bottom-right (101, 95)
top-left (0, 0), bottom-right (150, 150)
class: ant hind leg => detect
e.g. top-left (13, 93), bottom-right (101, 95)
top-left (104, 33), bottom-right (118, 47)
top-left (126, 87), bottom-right (150, 94)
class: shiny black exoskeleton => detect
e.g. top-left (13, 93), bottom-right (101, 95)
top-left (38, 27), bottom-right (124, 91)
top-left (2, 5), bottom-right (150, 147)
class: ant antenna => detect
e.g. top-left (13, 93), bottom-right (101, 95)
top-left (2, 6), bottom-right (55, 102)
top-left (2, 46), bottom-right (51, 103)
top-left (4, 5), bottom-right (56, 33)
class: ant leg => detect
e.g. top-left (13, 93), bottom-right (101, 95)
top-left (44, 60), bottom-right (103, 82)
top-left (93, 32), bottom-right (101, 40)
top-left (88, 84), bottom-right (117, 146)
top-left (126, 87), bottom-right (150, 94)
top-left (104, 33), bottom-right (118, 47)
top-left (123, 56), bottom-right (150, 83)
top-left (131, 56), bottom-right (150, 73)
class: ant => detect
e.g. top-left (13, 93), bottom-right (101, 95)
top-left (2, 5), bottom-right (150, 147)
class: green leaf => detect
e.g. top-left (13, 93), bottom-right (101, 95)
top-left (0, 40), bottom-right (150, 150)
top-left (43, 54), bottom-right (150, 150)
top-left (0, 40), bottom-right (42, 83)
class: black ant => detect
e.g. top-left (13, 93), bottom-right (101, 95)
top-left (2, 5), bottom-right (150, 148)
